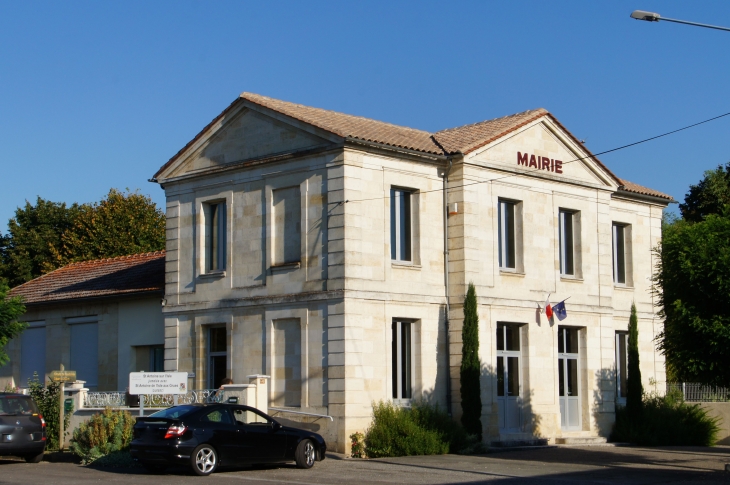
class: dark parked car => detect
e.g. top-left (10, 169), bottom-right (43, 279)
top-left (130, 404), bottom-right (326, 476)
top-left (0, 393), bottom-right (46, 463)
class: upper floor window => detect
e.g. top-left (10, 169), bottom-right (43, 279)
top-left (391, 189), bottom-right (412, 262)
top-left (498, 199), bottom-right (518, 270)
top-left (392, 319), bottom-right (412, 401)
top-left (615, 332), bottom-right (628, 403)
top-left (205, 202), bottom-right (226, 272)
top-left (612, 223), bottom-right (629, 285)
top-left (272, 187), bottom-right (301, 265)
top-left (559, 209), bottom-right (578, 276)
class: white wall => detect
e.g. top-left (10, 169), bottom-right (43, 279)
top-left (117, 297), bottom-right (165, 391)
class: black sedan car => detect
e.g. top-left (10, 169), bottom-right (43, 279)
top-left (130, 404), bottom-right (326, 476)
top-left (0, 393), bottom-right (46, 463)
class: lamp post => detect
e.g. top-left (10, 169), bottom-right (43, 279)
top-left (630, 10), bottom-right (730, 32)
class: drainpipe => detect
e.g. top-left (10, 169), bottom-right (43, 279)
top-left (442, 158), bottom-right (453, 416)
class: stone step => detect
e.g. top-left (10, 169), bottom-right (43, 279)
top-left (490, 439), bottom-right (550, 448)
top-left (555, 436), bottom-right (608, 445)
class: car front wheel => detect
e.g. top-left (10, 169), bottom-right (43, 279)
top-left (295, 439), bottom-right (316, 469)
top-left (191, 444), bottom-right (218, 476)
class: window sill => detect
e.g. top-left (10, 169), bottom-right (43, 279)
top-left (199, 270), bottom-right (226, 279)
top-left (270, 262), bottom-right (301, 273)
top-left (614, 284), bottom-right (635, 291)
top-left (560, 276), bottom-right (584, 283)
top-left (499, 270), bottom-right (525, 277)
top-left (391, 261), bottom-right (421, 270)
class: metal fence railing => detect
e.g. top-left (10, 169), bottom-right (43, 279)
top-left (83, 389), bottom-right (223, 408)
top-left (667, 383), bottom-right (730, 402)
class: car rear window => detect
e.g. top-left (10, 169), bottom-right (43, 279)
top-left (149, 405), bottom-right (198, 419)
top-left (0, 396), bottom-right (38, 415)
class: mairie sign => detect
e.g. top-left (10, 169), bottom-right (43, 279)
top-left (129, 372), bottom-right (188, 395)
top-left (49, 370), bottom-right (76, 382)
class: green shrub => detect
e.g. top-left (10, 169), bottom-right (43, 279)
top-left (70, 407), bottom-right (136, 464)
top-left (27, 373), bottom-right (70, 451)
top-left (611, 390), bottom-right (720, 446)
top-left (364, 400), bottom-right (479, 458)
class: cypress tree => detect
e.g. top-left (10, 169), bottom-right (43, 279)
top-left (460, 282), bottom-right (482, 440)
top-left (626, 302), bottom-right (643, 416)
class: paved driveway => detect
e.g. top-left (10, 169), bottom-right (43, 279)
top-left (0, 445), bottom-right (728, 484)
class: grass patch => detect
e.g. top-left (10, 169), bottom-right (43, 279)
top-left (611, 390), bottom-right (720, 446)
top-left (364, 400), bottom-right (481, 458)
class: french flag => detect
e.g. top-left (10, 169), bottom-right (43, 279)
top-left (544, 294), bottom-right (552, 319)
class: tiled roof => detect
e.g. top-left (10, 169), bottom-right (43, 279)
top-left (618, 179), bottom-right (674, 201)
top-left (9, 252), bottom-right (165, 305)
top-left (433, 108), bottom-right (548, 155)
top-left (154, 93), bottom-right (670, 203)
top-left (242, 93), bottom-right (443, 154)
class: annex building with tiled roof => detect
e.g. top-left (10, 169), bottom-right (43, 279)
top-left (1, 252), bottom-right (166, 392)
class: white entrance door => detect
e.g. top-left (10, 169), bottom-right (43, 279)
top-left (558, 327), bottom-right (580, 430)
top-left (497, 324), bottom-right (521, 431)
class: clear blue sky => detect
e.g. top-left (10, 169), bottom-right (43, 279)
top-left (2, 1), bottom-right (729, 231)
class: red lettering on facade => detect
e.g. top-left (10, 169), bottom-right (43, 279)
top-left (529, 154), bottom-right (537, 168)
top-left (517, 152), bottom-right (529, 166)
top-left (541, 157), bottom-right (550, 170)
top-left (555, 160), bottom-right (563, 174)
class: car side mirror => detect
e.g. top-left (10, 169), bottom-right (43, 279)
top-left (270, 421), bottom-right (282, 431)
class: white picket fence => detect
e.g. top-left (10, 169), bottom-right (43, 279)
top-left (83, 389), bottom-right (222, 408)
top-left (667, 383), bottom-right (730, 402)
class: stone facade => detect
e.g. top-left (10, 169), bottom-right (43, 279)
top-left (155, 93), bottom-right (671, 452)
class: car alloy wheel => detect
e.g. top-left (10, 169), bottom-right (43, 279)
top-left (191, 444), bottom-right (218, 476)
top-left (295, 439), bottom-right (316, 469)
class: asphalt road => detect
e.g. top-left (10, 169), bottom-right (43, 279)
top-left (0, 445), bottom-right (729, 485)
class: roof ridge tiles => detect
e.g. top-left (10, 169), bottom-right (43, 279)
top-left (241, 92), bottom-right (433, 136)
top-left (64, 250), bottom-right (166, 268)
top-left (435, 108), bottom-right (547, 135)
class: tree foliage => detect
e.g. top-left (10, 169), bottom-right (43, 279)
top-left (0, 281), bottom-right (26, 366)
top-left (0, 189), bottom-right (164, 286)
top-left (656, 214), bottom-right (730, 386)
top-left (460, 283), bottom-right (482, 441)
top-left (679, 162), bottom-right (730, 223)
top-left (27, 373), bottom-right (71, 451)
top-left (626, 303), bottom-right (643, 416)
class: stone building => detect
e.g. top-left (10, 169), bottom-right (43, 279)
top-left (1, 252), bottom-right (165, 392)
top-left (152, 93), bottom-right (672, 451)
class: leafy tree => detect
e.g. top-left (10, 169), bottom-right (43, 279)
top-left (679, 162), bottom-right (730, 222)
top-left (55, 189), bottom-right (165, 265)
top-left (626, 303), bottom-right (643, 416)
top-left (0, 198), bottom-right (80, 287)
top-left (0, 189), bottom-right (164, 287)
top-left (0, 281), bottom-right (26, 366)
top-left (655, 215), bottom-right (730, 386)
top-left (460, 283), bottom-right (482, 441)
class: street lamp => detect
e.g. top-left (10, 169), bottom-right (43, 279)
top-left (630, 10), bottom-right (730, 32)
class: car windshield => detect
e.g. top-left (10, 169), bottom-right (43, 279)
top-left (149, 405), bottom-right (198, 419)
top-left (0, 396), bottom-right (38, 415)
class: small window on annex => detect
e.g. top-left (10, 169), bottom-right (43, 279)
top-left (391, 189), bottom-right (413, 262)
top-left (391, 320), bottom-right (412, 401)
top-left (205, 202), bottom-right (227, 272)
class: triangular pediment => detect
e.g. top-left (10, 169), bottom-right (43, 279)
top-left (468, 118), bottom-right (618, 189)
top-left (160, 104), bottom-right (336, 179)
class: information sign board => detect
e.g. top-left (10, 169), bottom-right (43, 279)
top-left (49, 370), bottom-right (76, 382)
top-left (129, 372), bottom-right (188, 395)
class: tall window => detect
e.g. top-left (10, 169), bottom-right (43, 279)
top-left (612, 223), bottom-right (627, 284)
top-left (272, 187), bottom-right (302, 265)
top-left (615, 332), bottom-right (628, 403)
top-left (208, 327), bottom-right (227, 389)
top-left (272, 319), bottom-right (302, 407)
top-left (69, 319), bottom-right (99, 389)
top-left (391, 320), bottom-right (412, 401)
top-left (498, 199), bottom-right (516, 269)
top-left (559, 210), bottom-right (575, 276)
top-left (20, 323), bottom-right (45, 386)
top-left (391, 189), bottom-right (412, 262)
top-left (205, 202), bottom-right (226, 272)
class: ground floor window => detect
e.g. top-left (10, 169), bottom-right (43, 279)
top-left (558, 326), bottom-right (580, 430)
top-left (208, 327), bottom-right (227, 389)
top-left (496, 323), bottom-right (522, 431)
top-left (392, 320), bottom-right (412, 401)
top-left (272, 318), bottom-right (302, 407)
top-left (615, 332), bottom-right (628, 404)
